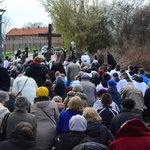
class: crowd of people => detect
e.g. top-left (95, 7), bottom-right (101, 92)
top-left (0, 48), bottom-right (150, 150)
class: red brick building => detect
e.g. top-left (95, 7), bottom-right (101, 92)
top-left (4, 26), bottom-right (62, 53)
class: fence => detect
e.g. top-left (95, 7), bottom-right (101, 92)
top-left (2, 41), bottom-right (63, 54)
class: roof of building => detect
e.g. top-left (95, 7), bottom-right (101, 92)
top-left (6, 27), bottom-right (48, 36)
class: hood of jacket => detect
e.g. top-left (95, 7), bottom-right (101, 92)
top-left (115, 118), bottom-right (150, 140)
top-left (132, 76), bottom-right (143, 83)
top-left (107, 86), bottom-right (118, 94)
top-left (86, 120), bottom-right (104, 137)
top-left (67, 91), bottom-right (87, 100)
top-left (35, 100), bottom-right (50, 109)
top-left (29, 62), bottom-right (41, 69)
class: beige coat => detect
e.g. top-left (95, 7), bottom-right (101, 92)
top-left (30, 100), bottom-right (59, 150)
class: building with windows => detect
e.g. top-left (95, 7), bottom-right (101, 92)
top-left (4, 26), bottom-right (62, 53)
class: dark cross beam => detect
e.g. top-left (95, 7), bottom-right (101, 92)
top-left (39, 24), bottom-right (61, 49)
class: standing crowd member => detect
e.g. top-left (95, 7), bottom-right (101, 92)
top-left (0, 122), bottom-right (41, 150)
top-left (56, 96), bottom-right (83, 136)
top-left (0, 91), bottom-right (9, 126)
top-left (80, 74), bottom-right (96, 107)
top-left (97, 93), bottom-right (118, 128)
top-left (109, 118), bottom-right (150, 150)
top-left (81, 51), bottom-right (91, 67)
top-left (66, 61), bottom-right (80, 84)
top-left (110, 99), bottom-right (141, 136)
top-left (107, 79), bottom-right (121, 110)
top-left (25, 56), bottom-right (46, 87)
top-left (63, 84), bottom-right (87, 109)
top-left (121, 82), bottom-right (144, 116)
top-left (30, 86), bottom-right (59, 150)
top-left (44, 48), bottom-right (52, 62)
top-left (12, 74), bottom-right (38, 104)
top-left (55, 115), bottom-right (89, 150)
top-left (106, 51), bottom-right (116, 69)
top-left (6, 96), bottom-right (37, 139)
top-left (83, 107), bottom-right (114, 146)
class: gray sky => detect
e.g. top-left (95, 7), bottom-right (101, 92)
top-left (2, 0), bottom-right (51, 28)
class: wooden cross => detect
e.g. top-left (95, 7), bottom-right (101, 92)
top-left (39, 24), bottom-right (61, 49)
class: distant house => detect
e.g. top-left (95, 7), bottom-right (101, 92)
top-left (4, 26), bottom-right (62, 53)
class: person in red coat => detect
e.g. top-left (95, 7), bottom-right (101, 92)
top-left (109, 118), bottom-right (150, 150)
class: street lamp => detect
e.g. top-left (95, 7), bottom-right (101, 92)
top-left (0, 9), bottom-right (6, 58)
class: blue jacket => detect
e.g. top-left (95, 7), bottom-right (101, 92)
top-left (139, 74), bottom-right (150, 85)
top-left (56, 110), bottom-right (82, 135)
top-left (107, 86), bottom-right (122, 110)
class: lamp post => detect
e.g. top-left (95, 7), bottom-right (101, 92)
top-left (0, 9), bottom-right (6, 58)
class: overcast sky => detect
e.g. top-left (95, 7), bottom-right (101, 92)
top-left (1, 0), bottom-right (51, 28)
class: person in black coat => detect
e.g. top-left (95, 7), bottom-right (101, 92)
top-left (51, 61), bottom-right (66, 75)
top-left (73, 142), bottom-right (108, 150)
top-left (25, 56), bottom-right (46, 87)
top-left (144, 82), bottom-right (150, 125)
top-left (0, 64), bottom-right (10, 91)
top-left (109, 99), bottom-right (141, 136)
top-left (83, 107), bottom-right (114, 147)
top-left (106, 51), bottom-right (116, 69)
top-left (54, 115), bottom-right (90, 150)
top-left (0, 122), bottom-right (41, 150)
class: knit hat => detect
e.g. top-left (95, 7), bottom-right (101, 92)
top-left (69, 115), bottom-right (87, 131)
top-left (96, 89), bottom-right (108, 97)
top-left (14, 96), bottom-right (30, 112)
top-left (72, 84), bottom-right (83, 92)
top-left (98, 70), bottom-right (104, 75)
top-left (81, 73), bottom-right (90, 80)
top-left (36, 86), bottom-right (49, 97)
top-left (122, 99), bottom-right (135, 110)
top-left (107, 79), bottom-right (117, 87)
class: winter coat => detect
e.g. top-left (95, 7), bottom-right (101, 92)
top-left (132, 76), bottom-right (148, 96)
top-left (0, 130), bottom-right (41, 150)
top-left (25, 62), bottom-right (46, 87)
top-left (54, 79), bottom-right (66, 97)
top-left (63, 91), bottom-right (87, 108)
top-left (144, 88), bottom-right (150, 109)
top-left (107, 53), bottom-right (116, 69)
top-left (80, 79), bottom-right (96, 107)
top-left (0, 103), bottom-right (9, 126)
top-left (56, 110), bottom-right (82, 135)
top-left (86, 120), bottom-right (114, 146)
top-left (139, 74), bottom-right (150, 84)
top-left (110, 108), bottom-right (141, 136)
top-left (12, 75), bottom-right (38, 103)
top-left (0, 66), bottom-right (10, 91)
top-left (6, 111), bottom-right (37, 139)
top-left (107, 86), bottom-right (122, 110)
top-left (66, 62), bottom-right (80, 84)
top-left (51, 62), bottom-right (66, 74)
top-left (93, 99), bottom-right (119, 112)
top-left (44, 51), bottom-right (52, 62)
top-left (73, 142), bottom-right (108, 150)
top-left (121, 82), bottom-right (144, 111)
top-left (55, 131), bottom-right (90, 150)
top-left (30, 99), bottom-right (59, 150)
top-left (109, 118), bottom-right (150, 150)
top-left (97, 106), bottom-right (118, 128)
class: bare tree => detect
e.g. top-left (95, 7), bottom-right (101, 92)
top-left (22, 22), bottom-right (46, 28)
top-left (2, 16), bottom-right (13, 40)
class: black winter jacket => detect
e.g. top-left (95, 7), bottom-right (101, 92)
top-left (0, 130), bottom-right (41, 150)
